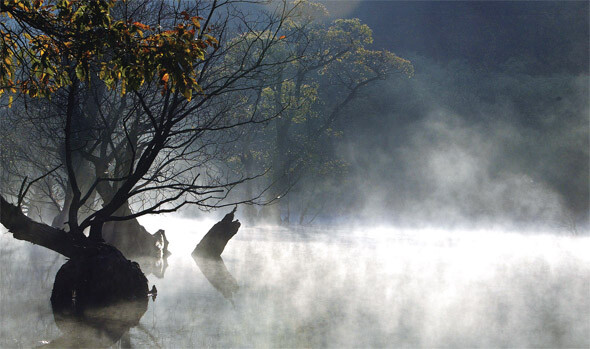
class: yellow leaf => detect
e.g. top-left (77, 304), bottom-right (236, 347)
top-left (191, 17), bottom-right (201, 29)
top-left (162, 73), bottom-right (169, 83)
top-left (182, 88), bottom-right (192, 101)
top-left (8, 95), bottom-right (13, 108)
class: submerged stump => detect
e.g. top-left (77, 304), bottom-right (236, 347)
top-left (48, 244), bottom-right (149, 348)
top-left (192, 207), bottom-right (241, 259)
top-left (192, 207), bottom-right (241, 300)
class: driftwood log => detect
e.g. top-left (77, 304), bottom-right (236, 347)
top-left (192, 207), bottom-right (241, 258)
top-left (192, 207), bottom-right (241, 300)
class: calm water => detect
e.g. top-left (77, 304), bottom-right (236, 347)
top-left (1, 216), bottom-right (589, 348)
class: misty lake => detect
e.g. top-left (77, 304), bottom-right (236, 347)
top-left (1, 216), bottom-right (589, 348)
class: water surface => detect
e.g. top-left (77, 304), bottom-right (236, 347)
top-left (1, 218), bottom-right (589, 347)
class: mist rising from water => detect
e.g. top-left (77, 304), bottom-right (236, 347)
top-left (1, 216), bottom-right (589, 347)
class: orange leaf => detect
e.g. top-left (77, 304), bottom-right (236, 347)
top-left (161, 73), bottom-right (169, 83)
top-left (279, 35), bottom-right (286, 40)
top-left (133, 22), bottom-right (150, 31)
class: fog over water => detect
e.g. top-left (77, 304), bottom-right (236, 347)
top-left (2, 215), bottom-right (589, 347)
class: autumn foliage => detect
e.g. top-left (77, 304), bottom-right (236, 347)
top-left (0, 0), bottom-right (215, 103)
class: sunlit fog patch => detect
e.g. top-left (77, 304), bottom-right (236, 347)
top-left (137, 214), bottom-right (218, 255)
top-left (348, 109), bottom-right (574, 229)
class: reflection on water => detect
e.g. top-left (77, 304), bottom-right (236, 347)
top-left (43, 297), bottom-right (148, 348)
top-left (1, 220), bottom-right (589, 348)
top-left (44, 253), bottom-right (149, 348)
top-left (136, 255), bottom-right (169, 279)
top-left (193, 254), bottom-right (239, 302)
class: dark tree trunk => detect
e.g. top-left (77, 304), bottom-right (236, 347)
top-left (2, 195), bottom-right (83, 258)
top-left (51, 250), bottom-right (148, 315)
top-left (89, 221), bottom-right (104, 241)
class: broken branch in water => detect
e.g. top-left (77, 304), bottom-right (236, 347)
top-left (193, 207), bottom-right (241, 258)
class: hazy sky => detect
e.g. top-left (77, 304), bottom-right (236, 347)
top-left (348, 1), bottom-right (588, 75)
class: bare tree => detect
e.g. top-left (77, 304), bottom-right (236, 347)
top-left (0, 0), bottom-right (306, 254)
